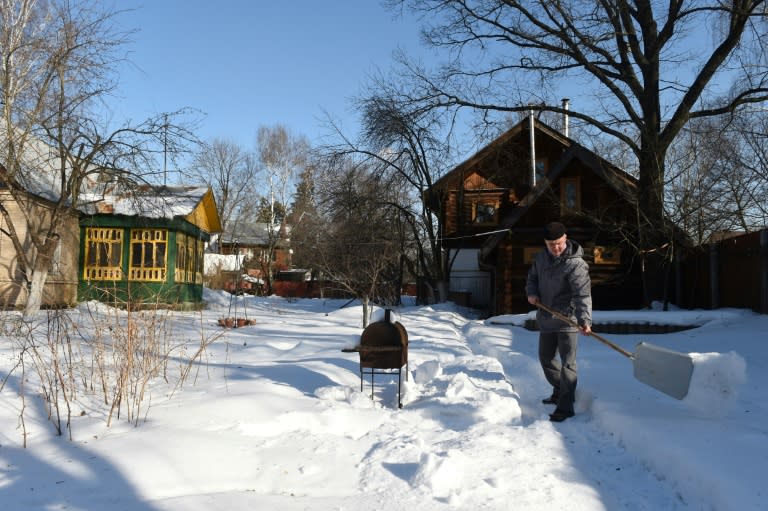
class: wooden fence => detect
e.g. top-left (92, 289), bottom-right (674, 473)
top-left (677, 228), bottom-right (768, 313)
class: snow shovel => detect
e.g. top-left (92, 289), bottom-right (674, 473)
top-left (534, 303), bottom-right (694, 400)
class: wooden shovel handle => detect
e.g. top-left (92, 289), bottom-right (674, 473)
top-left (534, 302), bottom-right (634, 359)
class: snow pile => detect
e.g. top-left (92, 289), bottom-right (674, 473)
top-left (411, 450), bottom-right (469, 503)
top-left (684, 351), bottom-right (747, 416)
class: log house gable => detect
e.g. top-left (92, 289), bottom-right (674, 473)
top-left (478, 143), bottom-right (637, 261)
top-left (429, 118), bottom-right (639, 253)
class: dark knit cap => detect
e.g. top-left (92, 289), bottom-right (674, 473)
top-left (543, 222), bottom-right (566, 240)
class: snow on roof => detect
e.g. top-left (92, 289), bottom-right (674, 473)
top-left (80, 184), bottom-right (211, 220)
top-left (219, 222), bottom-right (273, 245)
top-left (1, 128), bottom-right (71, 203)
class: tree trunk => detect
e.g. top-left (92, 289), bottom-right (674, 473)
top-left (435, 279), bottom-right (448, 303)
top-left (637, 139), bottom-right (671, 307)
top-left (23, 236), bottom-right (59, 319)
top-left (361, 296), bottom-right (370, 328)
top-left (24, 266), bottom-right (49, 318)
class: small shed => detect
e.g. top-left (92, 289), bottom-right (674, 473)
top-left (77, 185), bottom-right (222, 308)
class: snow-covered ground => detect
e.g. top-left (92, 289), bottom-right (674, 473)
top-left (0, 290), bottom-right (764, 510)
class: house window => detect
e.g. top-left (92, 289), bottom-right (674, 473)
top-left (129, 229), bottom-right (167, 281)
top-left (594, 246), bottom-right (621, 265)
top-left (84, 228), bottom-right (123, 280)
top-left (472, 200), bottom-right (499, 225)
top-left (194, 238), bottom-right (204, 283)
top-left (560, 178), bottom-right (581, 213)
top-left (188, 237), bottom-right (196, 284)
top-left (176, 234), bottom-right (187, 283)
top-left (523, 247), bottom-right (541, 264)
top-left (175, 234), bottom-right (203, 284)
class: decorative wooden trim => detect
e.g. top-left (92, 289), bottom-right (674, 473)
top-left (471, 200), bottom-right (500, 225)
top-left (84, 227), bottom-right (124, 281)
top-left (129, 229), bottom-right (168, 282)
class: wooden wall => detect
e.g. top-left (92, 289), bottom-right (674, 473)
top-left (0, 191), bottom-right (79, 308)
top-left (679, 229), bottom-right (768, 313)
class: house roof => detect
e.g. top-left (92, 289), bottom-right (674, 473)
top-left (431, 118), bottom-right (572, 192)
top-left (433, 116), bottom-right (637, 202)
top-left (81, 185), bottom-right (223, 234)
top-left (219, 222), bottom-right (289, 247)
top-left (1, 128), bottom-right (222, 234)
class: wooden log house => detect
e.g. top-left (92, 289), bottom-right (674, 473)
top-left (426, 117), bottom-right (649, 315)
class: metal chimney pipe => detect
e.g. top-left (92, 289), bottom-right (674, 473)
top-left (529, 108), bottom-right (536, 187)
top-left (562, 98), bottom-right (570, 138)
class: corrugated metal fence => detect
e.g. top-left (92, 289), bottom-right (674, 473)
top-left (449, 272), bottom-right (491, 309)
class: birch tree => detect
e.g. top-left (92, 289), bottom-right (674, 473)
top-left (255, 125), bottom-right (310, 291)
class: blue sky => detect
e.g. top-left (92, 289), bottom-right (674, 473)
top-left (109, 2), bottom-right (736, 163)
top-left (112, 1), bottom-right (424, 151)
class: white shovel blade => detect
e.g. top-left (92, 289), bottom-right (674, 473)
top-left (632, 342), bottom-right (694, 400)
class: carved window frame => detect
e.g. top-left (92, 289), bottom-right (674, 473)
top-left (84, 227), bottom-right (124, 281)
top-left (594, 245), bottom-right (621, 265)
top-left (472, 200), bottom-right (500, 226)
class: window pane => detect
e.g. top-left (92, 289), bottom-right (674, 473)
top-left (565, 183), bottom-right (577, 208)
top-left (87, 242), bottom-right (97, 265)
top-left (156, 243), bottom-right (166, 268)
top-left (143, 242), bottom-right (153, 266)
top-left (132, 243), bottom-right (143, 266)
top-left (97, 243), bottom-right (109, 266)
top-left (110, 243), bottom-right (121, 266)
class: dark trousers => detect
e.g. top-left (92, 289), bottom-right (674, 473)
top-left (539, 330), bottom-right (578, 413)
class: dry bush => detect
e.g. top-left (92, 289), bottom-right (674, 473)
top-left (0, 290), bottom-right (223, 444)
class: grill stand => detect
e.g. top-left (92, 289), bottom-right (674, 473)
top-left (361, 364), bottom-right (404, 409)
top-left (341, 310), bottom-right (409, 409)
top-left (342, 345), bottom-right (407, 408)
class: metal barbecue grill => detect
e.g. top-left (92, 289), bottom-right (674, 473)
top-left (342, 309), bottom-right (408, 408)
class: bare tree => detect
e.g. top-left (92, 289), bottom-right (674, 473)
top-left (323, 83), bottom-right (456, 301)
top-left (660, 104), bottom-right (768, 246)
top-left (665, 121), bottom-right (733, 245)
top-left (387, 0), bottom-right (768, 270)
top-left (313, 158), bottom-right (405, 325)
top-left (187, 138), bottom-right (259, 246)
top-left (286, 165), bottom-right (320, 272)
top-left (725, 110), bottom-right (768, 227)
top-left (255, 125), bottom-right (311, 290)
top-left (0, 0), bottom-right (197, 316)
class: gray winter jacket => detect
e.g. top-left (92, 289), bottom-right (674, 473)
top-left (525, 239), bottom-right (592, 333)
